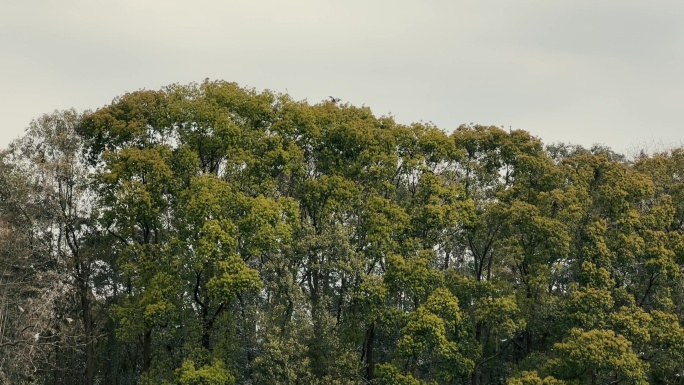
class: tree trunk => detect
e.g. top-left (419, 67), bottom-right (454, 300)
top-left (142, 330), bottom-right (152, 374)
top-left (78, 279), bottom-right (95, 385)
top-left (471, 365), bottom-right (480, 385)
top-left (471, 323), bottom-right (483, 385)
top-left (364, 324), bottom-right (376, 382)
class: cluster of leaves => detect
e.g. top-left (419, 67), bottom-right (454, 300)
top-left (1, 80), bottom-right (684, 385)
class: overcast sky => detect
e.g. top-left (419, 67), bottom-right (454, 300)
top-left (2, 0), bottom-right (683, 154)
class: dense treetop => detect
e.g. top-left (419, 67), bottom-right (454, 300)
top-left (1, 80), bottom-right (684, 385)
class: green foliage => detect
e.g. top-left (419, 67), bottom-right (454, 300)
top-left (374, 364), bottom-right (433, 385)
top-left (508, 371), bottom-right (565, 385)
top-left (5, 81), bottom-right (684, 385)
top-left (548, 328), bottom-right (648, 385)
top-left (396, 288), bottom-right (475, 381)
top-left (177, 359), bottom-right (235, 385)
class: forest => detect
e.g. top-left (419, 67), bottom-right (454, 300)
top-left (1, 80), bottom-right (683, 385)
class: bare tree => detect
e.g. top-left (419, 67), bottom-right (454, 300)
top-left (0, 110), bottom-right (105, 385)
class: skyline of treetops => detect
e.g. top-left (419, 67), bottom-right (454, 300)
top-left (1, 80), bottom-right (683, 385)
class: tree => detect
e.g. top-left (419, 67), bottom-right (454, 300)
top-left (547, 328), bottom-right (648, 385)
top-left (0, 110), bottom-right (105, 385)
top-left (4, 80), bottom-right (684, 385)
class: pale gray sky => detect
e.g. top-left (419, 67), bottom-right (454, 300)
top-left (2, 0), bottom-right (683, 154)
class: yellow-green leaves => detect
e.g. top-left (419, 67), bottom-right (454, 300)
top-left (549, 328), bottom-right (648, 385)
top-left (64, 80), bottom-right (684, 384)
top-left (508, 371), bottom-right (565, 385)
top-left (388, 288), bottom-right (474, 382)
top-left (177, 359), bottom-right (234, 385)
top-left (78, 89), bottom-right (171, 162)
top-left (207, 256), bottom-right (262, 301)
top-left (385, 253), bottom-right (442, 308)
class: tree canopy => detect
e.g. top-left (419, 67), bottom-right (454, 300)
top-left (1, 80), bottom-right (683, 385)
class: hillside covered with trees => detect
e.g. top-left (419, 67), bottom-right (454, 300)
top-left (1, 80), bottom-right (684, 385)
